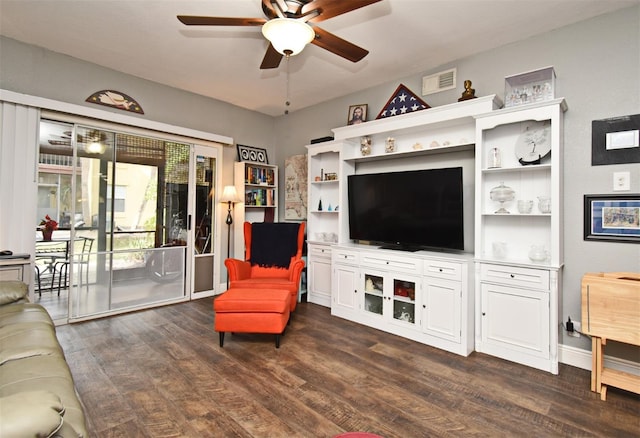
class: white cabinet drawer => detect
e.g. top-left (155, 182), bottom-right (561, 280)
top-left (480, 263), bottom-right (550, 291)
top-left (309, 244), bottom-right (332, 259)
top-left (360, 253), bottom-right (421, 274)
top-left (332, 249), bottom-right (359, 265)
top-left (424, 259), bottom-right (462, 281)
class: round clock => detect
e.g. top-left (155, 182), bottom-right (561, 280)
top-left (515, 123), bottom-right (551, 165)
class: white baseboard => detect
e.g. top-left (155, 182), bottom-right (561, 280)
top-left (559, 343), bottom-right (640, 376)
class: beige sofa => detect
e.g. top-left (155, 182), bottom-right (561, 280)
top-left (0, 281), bottom-right (88, 437)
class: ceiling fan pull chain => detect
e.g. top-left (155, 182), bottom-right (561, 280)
top-left (284, 53), bottom-right (291, 115)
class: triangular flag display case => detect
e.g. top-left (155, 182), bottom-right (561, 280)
top-left (375, 83), bottom-right (430, 119)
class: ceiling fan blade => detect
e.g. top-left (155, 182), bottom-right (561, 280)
top-left (261, 0), bottom-right (280, 19)
top-left (260, 44), bottom-right (284, 69)
top-left (177, 16), bottom-right (266, 26)
top-left (302, 0), bottom-right (382, 23)
top-left (311, 26), bottom-right (369, 63)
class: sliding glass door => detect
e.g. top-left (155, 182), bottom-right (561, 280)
top-left (191, 145), bottom-right (219, 298)
top-left (36, 118), bottom-right (220, 322)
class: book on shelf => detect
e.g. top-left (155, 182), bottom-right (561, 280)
top-left (245, 188), bottom-right (275, 206)
top-left (245, 165), bottom-right (275, 185)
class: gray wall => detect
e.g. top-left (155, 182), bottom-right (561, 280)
top-left (0, 36), bottom-right (277, 184)
top-left (1, 6), bottom-right (639, 359)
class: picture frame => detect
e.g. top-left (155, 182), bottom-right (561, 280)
top-left (584, 194), bottom-right (640, 243)
top-left (237, 144), bottom-right (268, 164)
top-left (347, 104), bottom-right (367, 125)
top-left (592, 114), bottom-right (640, 166)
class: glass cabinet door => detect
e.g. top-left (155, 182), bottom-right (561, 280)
top-left (393, 278), bottom-right (417, 325)
top-left (363, 273), bottom-right (384, 316)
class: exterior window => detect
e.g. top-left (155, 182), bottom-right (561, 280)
top-left (108, 185), bottom-right (126, 212)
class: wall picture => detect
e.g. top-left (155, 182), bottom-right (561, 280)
top-left (347, 104), bottom-right (367, 125)
top-left (592, 114), bottom-right (640, 165)
top-left (584, 194), bottom-right (640, 243)
top-left (284, 154), bottom-right (308, 220)
top-left (237, 144), bottom-right (268, 163)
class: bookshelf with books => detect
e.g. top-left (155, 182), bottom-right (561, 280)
top-left (233, 161), bottom-right (278, 258)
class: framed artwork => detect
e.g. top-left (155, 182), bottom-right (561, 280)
top-left (284, 154), bottom-right (308, 221)
top-left (592, 114), bottom-right (640, 165)
top-left (237, 144), bottom-right (268, 163)
top-left (85, 90), bottom-right (144, 114)
top-left (347, 104), bottom-right (367, 125)
top-left (584, 194), bottom-right (640, 243)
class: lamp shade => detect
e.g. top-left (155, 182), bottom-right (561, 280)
top-left (220, 185), bottom-right (242, 204)
top-left (262, 18), bottom-right (315, 56)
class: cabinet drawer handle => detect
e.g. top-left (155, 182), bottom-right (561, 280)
top-left (510, 274), bottom-right (515, 278)
top-left (439, 268), bottom-right (443, 272)
top-left (422, 304), bottom-right (426, 308)
top-left (482, 312), bottom-right (486, 316)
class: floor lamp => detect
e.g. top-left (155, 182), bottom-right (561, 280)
top-left (220, 185), bottom-right (242, 288)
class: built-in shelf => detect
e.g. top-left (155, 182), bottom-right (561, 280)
top-left (475, 98), bottom-right (566, 375)
top-left (482, 164), bottom-right (551, 174)
top-left (345, 142), bottom-right (474, 163)
top-left (333, 95), bottom-right (502, 141)
top-left (481, 213), bottom-right (551, 217)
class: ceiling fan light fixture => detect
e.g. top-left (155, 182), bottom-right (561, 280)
top-left (85, 141), bottom-right (105, 154)
top-left (262, 18), bottom-right (315, 56)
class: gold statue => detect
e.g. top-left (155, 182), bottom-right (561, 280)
top-left (458, 80), bottom-right (477, 102)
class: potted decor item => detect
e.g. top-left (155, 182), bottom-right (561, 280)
top-left (39, 214), bottom-right (58, 241)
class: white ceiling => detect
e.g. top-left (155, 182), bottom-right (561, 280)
top-left (1, 0), bottom-right (637, 116)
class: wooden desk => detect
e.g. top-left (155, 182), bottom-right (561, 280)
top-left (581, 272), bottom-right (640, 400)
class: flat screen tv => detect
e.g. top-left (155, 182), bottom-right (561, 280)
top-left (347, 167), bottom-right (464, 251)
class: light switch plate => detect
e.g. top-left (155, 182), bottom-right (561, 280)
top-left (613, 171), bottom-right (630, 191)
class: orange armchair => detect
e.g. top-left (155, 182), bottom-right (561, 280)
top-left (224, 221), bottom-right (305, 312)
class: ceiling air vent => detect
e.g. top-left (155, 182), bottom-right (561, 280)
top-left (422, 68), bottom-right (457, 95)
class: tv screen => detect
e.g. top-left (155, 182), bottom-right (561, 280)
top-left (347, 167), bottom-right (464, 251)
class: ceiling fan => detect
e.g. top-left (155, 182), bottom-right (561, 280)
top-left (177, 0), bottom-right (382, 69)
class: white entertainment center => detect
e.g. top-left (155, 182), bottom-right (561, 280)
top-left (306, 96), bottom-right (566, 373)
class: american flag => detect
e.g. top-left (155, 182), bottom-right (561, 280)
top-left (375, 84), bottom-right (430, 119)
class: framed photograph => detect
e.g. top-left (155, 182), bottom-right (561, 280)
top-left (584, 194), bottom-right (640, 243)
top-left (347, 104), bottom-right (367, 125)
top-left (237, 144), bottom-right (268, 164)
top-left (592, 114), bottom-right (640, 165)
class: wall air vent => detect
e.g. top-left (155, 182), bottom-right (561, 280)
top-left (422, 68), bottom-right (457, 95)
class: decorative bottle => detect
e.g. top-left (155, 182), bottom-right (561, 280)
top-left (488, 147), bottom-right (501, 168)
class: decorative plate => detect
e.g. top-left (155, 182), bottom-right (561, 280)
top-left (515, 122), bottom-right (551, 165)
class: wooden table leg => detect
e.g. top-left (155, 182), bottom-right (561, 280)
top-left (600, 385), bottom-right (608, 401)
top-left (596, 338), bottom-right (605, 395)
top-left (591, 336), bottom-right (598, 392)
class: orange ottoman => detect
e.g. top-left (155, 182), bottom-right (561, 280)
top-left (213, 288), bottom-right (290, 348)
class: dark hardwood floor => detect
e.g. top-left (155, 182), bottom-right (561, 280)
top-left (56, 299), bottom-right (640, 437)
